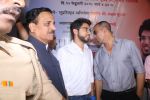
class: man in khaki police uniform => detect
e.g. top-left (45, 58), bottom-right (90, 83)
top-left (0, 0), bottom-right (64, 100)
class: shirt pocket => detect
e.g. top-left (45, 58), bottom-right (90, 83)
top-left (0, 88), bottom-right (25, 100)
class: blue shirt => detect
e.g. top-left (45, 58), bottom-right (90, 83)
top-left (28, 35), bottom-right (67, 98)
top-left (94, 39), bottom-right (144, 92)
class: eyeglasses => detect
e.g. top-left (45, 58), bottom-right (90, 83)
top-left (79, 27), bottom-right (92, 33)
top-left (140, 36), bottom-right (150, 41)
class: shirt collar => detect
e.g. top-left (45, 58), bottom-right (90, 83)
top-left (28, 35), bottom-right (47, 50)
top-left (1, 37), bottom-right (37, 56)
top-left (71, 40), bottom-right (89, 52)
top-left (0, 40), bottom-right (11, 55)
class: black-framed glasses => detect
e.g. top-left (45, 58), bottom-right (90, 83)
top-left (140, 36), bottom-right (150, 41)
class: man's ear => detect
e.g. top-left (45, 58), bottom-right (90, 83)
top-left (73, 29), bottom-right (78, 35)
top-left (29, 23), bottom-right (36, 33)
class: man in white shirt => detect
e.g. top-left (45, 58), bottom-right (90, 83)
top-left (57, 18), bottom-right (94, 100)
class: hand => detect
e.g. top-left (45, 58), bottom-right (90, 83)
top-left (136, 90), bottom-right (143, 99)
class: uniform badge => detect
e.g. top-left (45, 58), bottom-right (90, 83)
top-left (1, 81), bottom-right (14, 87)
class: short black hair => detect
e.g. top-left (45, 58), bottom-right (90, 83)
top-left (70, 18), bottom-right (91, 39)
top-left (25, 7), bottom-right (52, 32)
top-left (139, 19), bottom-right (150, 40)
top-left (93, 21), bottom-right (111, 35)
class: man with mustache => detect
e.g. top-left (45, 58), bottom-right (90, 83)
top-left (25, 7), bottom-right (67, 99)
top-left (57, 18), bottom-right (94, 100)
top-left (0, 0), bottom-right (63, 99)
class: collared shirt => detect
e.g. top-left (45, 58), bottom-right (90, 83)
top-left (28, 35), bottom-right (67, 98)
top-left (94, 38), bottom-right (144, 92)
top-left (46, 44), bottom-right (57, 57)
top-left (57, 41), bottom-right (94, 96)
top-left (0, 37), bottom-right (62, 99)
top-left (145, 55), bottom-right (150, 79)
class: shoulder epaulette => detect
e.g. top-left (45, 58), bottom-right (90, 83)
top-left (10, 37), bottom-right (36, 51)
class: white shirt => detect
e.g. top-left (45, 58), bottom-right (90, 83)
top-left (57, 41), bottom-right (94, 96)
top-left (46, 44), bottom-right (57, 57)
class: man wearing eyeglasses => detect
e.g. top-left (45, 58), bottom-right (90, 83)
top-left (57, 18), bottom-right (94, 100)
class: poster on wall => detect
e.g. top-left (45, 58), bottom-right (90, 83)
top-left (24, 0), bottom-right (150, 50)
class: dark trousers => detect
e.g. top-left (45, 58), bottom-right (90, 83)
top-left (101, 88), bottom-right (140, 100)
top-left (68, 94), bottom-right (90, 100)
top-left (145, 81), bottom-right (150, 100)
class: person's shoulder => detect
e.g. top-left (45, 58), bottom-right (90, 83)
top-left (10, 37), bottom-right (35, 50)
top-left (117, 38), bottom-right (131, 42)
top-left (57, 43), bottom-right (73, 56)
top-left (146, 55), bottom-right (150, 61)
top-left (118, 38), bottom-right (135, 45)
top-left (119, 39), bottom-right (138, 51)
top-left (59, 43), bottom-right (72, 50)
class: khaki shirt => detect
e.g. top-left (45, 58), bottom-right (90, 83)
top-left (0, 37), bottom-right (62, 100)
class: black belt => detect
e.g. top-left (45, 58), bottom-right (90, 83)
top-left (102, 87), bottom-right (136, 95)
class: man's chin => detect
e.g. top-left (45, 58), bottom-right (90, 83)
top-left (0, 25), bottom-right (13, 34)
top-left (83, 39), bottom-right (90, 43)
top-left (143, 50), bottom-right (150, 56)
top-left (144, 52), bottom-right (150, 55)
top-left (97, 40), bottom-right (103, 44)
top-left (84, 37), bottom-right (90, 43)
top-left (0, 20), bottom-right (14, 32)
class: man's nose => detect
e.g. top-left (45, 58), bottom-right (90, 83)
top-left (13, 0), bottom-right (25, 8)
top-left (51, 24), bottom-right (56, 31)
